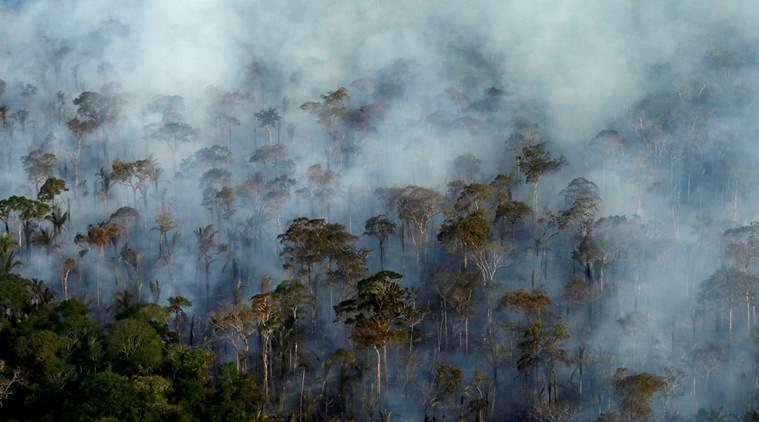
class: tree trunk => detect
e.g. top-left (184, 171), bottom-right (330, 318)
top-left (263, 334), bottom-right (270, 400)
top-left (375, 347), bottom-right (382, 398)
top-left (379, 239), bottom-right (385, 270)
top-left (464, 317), bottom-right (469, 353)
top-left (63, 271), bottom-right (70, 300)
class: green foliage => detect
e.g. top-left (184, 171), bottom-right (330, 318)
top-left (202, 365), bottom-right (266, 422)
top-left (516, 320), bottom-right (571, 374)
top-left (517, 143), bottom-right (566, 183)
top-left (438, 208), bottom-right (491, 258)
top-left (279, 217), bottom-right (364, 283)
top-left (495, 198), bottom-right (531, 226)
top-left (38, 177), bottom-right (67, 203)
top-left (107, 318), bottom-right (164, 372)
top-left (335, 271), bottom-right (418, 349)
top-left (0, 233), bottom-right (21, 275)
top-left (434, 363), bottom-right (463, 398)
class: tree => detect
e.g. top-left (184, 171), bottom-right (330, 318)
top-left (495, 198), bottom-right (531, 241)
top-left (149, 279), bottom-right (161, 304)
top-left (0, 104), bottom-right (9, 129)
top-left (301, 87), bottom-right (350, 167)
top-left (77, 370), bottom-right (141, 420)
top-left (364, 215), bottom-right (397, 270)
top-left (255, 108), bottom-right (281, 145)
top-left (307, 164), bottom-right (339, 217)
top-left (272, 279), bottom-right (315, 371)
top-left (249, 292), bottom-right (280, 400)
top-left (0, 360), bottom-right (22, 409)
top-left (699, 268), bottom-right (759, 341)
top-left (37, 177), bottom-right (67, 204)
top-left (377, 186), bottom-right (443, 265)
top-left (438, 271), bottom-right (478, 352)
top-left (167, 296), bottom-right (192, 343)
top-left (148, 122), bottom-right (197, 176)
top-left (722, 222), bottom-right (759, 271)
top-left (193, 225), bottom-right (227, 311)
top-left (263, 175), bottom-right (294, 233)
top-left (203, 185), bottom-right (235, 227)
top-left (60, 257), bottom-right (76, 300)
top-left (0, 196), bottom-right (50, 250)
top-left (109, 207), bottom-right (140, 242)
top-left (200, 168), bottom-right (232, 192)
top-left (154, 205), bottom-right (179, 265)
top-left (210, 304), bottom-right (258, 374)
top-left (80, 221), bottom-right (121, 307)
top-left (72, 91), bottom-right (123, 167)
top-left (45, 206), bottom-right (69, 238)
top-left (517, 143), bottom-right (566, 216)
top-left (110, 157), bottom-right (161, 207)
top-left (691, 345), bottom-right (723, 395)
top-left (516, 320), bottom-right (572, 406)
top-left (564, 276), bottom-right (592, 319)
top-left (470, 240), bottom-right (509, 288)
top-left (206, 87), bottom-right (248, 150)
top-left (278, 217), bottom-right (362, 290)
top-left (0, 234), bottom-right (21, 276)
top-left (502, 289), bottom-right (552, 321)
top-left (438, 208), bottom-right (490, 270)
top-left (250, 144), bottom-right (292, 176)
top-left (73, 91), bottom-right (121, 126)
top-left (613, 369), bottom-right (666, 421)
top-left (181, 145), bottom-right (232, 175)
top-left (334, 271), bottom-right (417, 398)
top-left (107, 318), bottom-right (164, 372)
top-left (558, 177), bottom-right (600, 237)
top-left (22, 150), bottom-right (56, 192)
top-left (434, 363), bottom-right (463, 410)
top-left (66, 117), bottom-right (97, 195)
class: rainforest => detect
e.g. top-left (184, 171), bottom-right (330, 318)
top-left (0, 1), bottom-right (758, 421)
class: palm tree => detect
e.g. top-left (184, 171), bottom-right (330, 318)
top-left (81, 222), bottom-right (121, 308)
top-left (194, 225), bottom-right (227, 312)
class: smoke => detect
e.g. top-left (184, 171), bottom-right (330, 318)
top-left (2, 0), bottom-right (759, 418)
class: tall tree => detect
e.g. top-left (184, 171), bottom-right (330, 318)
top-left (193, 225), bottom-right (228, 312)
top-left (210, 304), bottom-right (258, 375)
top-left (517, 143), bottom-right (566, 217)
top-left (334, 271), bottom-right (417, 398)
top-left (167, 296), bottom-right (192, 343)
top-left (377, 186), bottom-right (443, 265)
top-left (613, 369), bottom-right (666, 421)
top-left (301, 87), bottom-right (349, 167)
top-left (0, 196), bottom-right (50, 250)
top-left (148, 122), bottom-right (197, 177)
top-left (66, 117), bottom-right (97, 196)
top-left (254, 108), bottom-right (281, 145)
top-left (22, 150), bottom-right (56, 192)
top-left (364, 215), bottom-right (397, 270)
top-left (79, 221), bottom-right (121, 308)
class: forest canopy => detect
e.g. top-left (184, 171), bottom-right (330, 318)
top-left (0, 0), bottom-right (758, 420)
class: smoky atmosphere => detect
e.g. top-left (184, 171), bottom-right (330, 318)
top-left (0, 0), bottom-right (757, 421)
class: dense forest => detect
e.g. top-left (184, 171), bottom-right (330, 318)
top-left (1, 1), bottom-right (759, 420)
